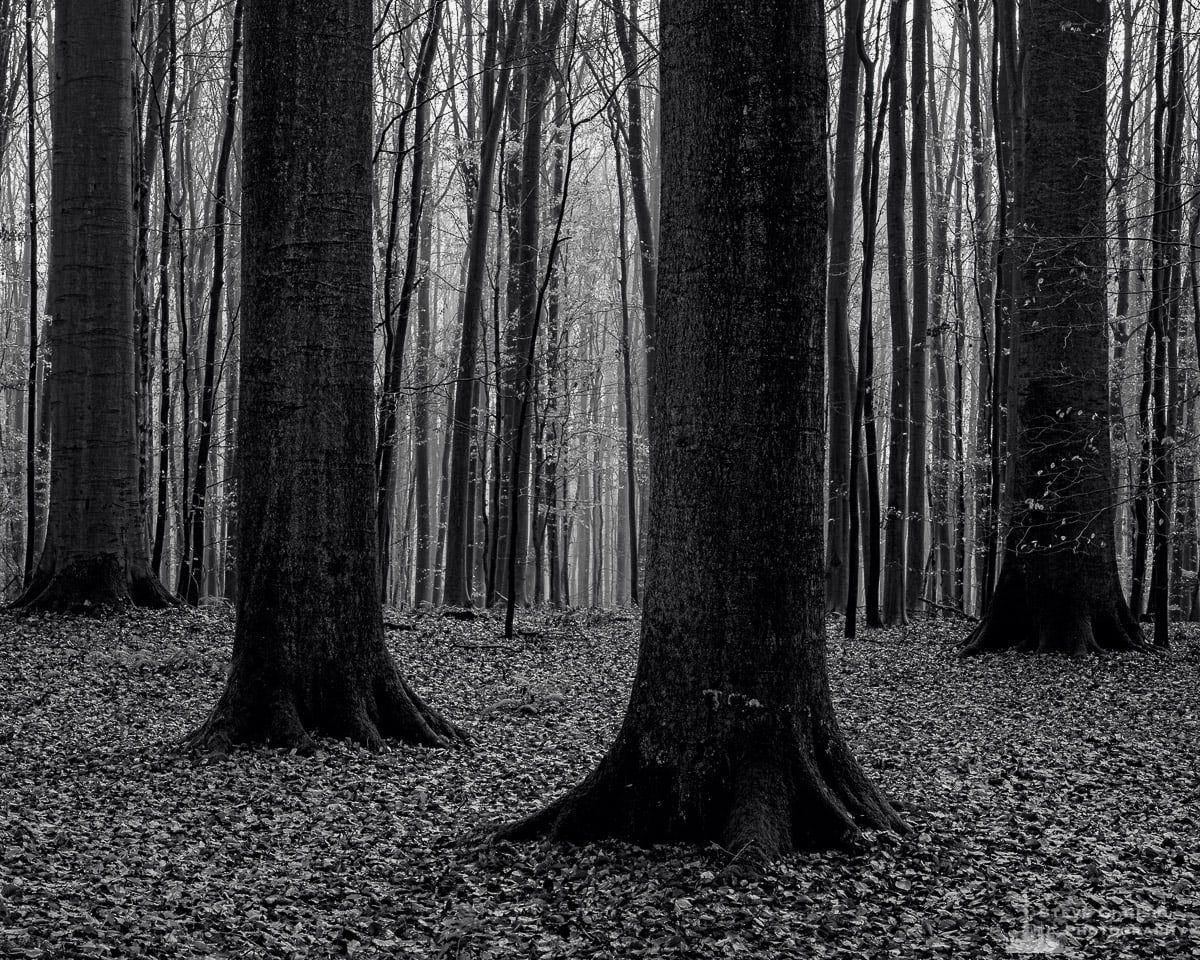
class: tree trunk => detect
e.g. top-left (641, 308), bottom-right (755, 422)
top-left (185, 0), bottom-right (462, 752)
top-left (904, 0), bottom-right (930, 616)
top-left (442, 0), bottom-right (529, 606)
top-left (498, 0), bottom-right (905, 858)
top-left (824, 0), bottom-right (861, 615)
top-left (613, 0), bottom-right (657, 429)
top-left (178, 0), bottom-right (242, 605)
top-left (882, 0), bottom-right (910, 625)
top-left (960, 0), bottom-right (1144, 656)
top-left (12, 0), bottom-right (173, 611)
top-left (846, 14), bottom-right (889, 635)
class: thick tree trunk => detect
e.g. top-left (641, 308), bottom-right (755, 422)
top-left (960, 0), bottom-right (1144, 656)
top-left (12, 0), bottom-right (173, 611)
top-left (499, 0), bottom-right (904, 858)
top-left (185, 0), bottom-right (461, 752)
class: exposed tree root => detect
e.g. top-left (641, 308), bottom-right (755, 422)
top-left (959, 562), bottom-right (1147, 656)
top-left (495, 716), bottom-right (906, 858)
top-left (7, 556), bottom-right (177, 613)
top-left (183, 658), bottom-right (467, 755)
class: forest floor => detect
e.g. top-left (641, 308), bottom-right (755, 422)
top-left (1, 607), bottom-right (1198, 959)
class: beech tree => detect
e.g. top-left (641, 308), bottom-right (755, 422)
top-left (185, 0), bottom-right (461, 751)
top-left (11, 0), bottom-right (173, 610)
top-left (960, 0), bottom-right (1143, 655)
top-left (497, 0), bottom-right (905, 857)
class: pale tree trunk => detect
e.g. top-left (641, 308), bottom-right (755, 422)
top-left (13, 0), bottom-right (173, 610)
top-left (185, 0), bottom-right (462, 752)
top-left (500, 0), bottom-right (905, 858)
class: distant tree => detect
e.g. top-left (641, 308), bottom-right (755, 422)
top-left (11, 0), bottom-right (173, 610)
top-left (497, 0), bottom-right (905, 857)
top-left (960, 0), bottom-right (1144, 655)
top-left (185, 0), bottom-right (462, 751)
top-left (881, 0), bottom-right (910, 625)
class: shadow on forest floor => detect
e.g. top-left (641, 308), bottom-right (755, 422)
top-left (1, 607), bottom-right (1197, 958)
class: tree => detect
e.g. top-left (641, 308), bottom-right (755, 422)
top-left (824, 0), bottom-right (861, 614)
top-left (497, 0), bottom-right (905, 858)
top-left (881, 0), bottom-right (910, 625)
top-left (185, 0), bottom-right (462, 752)
top-left (959, 0), bottom-right (1144, 656)
top-left (11, 0), bottom-right (173, 610)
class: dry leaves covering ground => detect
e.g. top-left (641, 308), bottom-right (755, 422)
top-left (1, 607), bottom-right (1198, 958)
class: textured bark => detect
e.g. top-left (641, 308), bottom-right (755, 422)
top-left (498, 0), bottom-right (904, 858)
top-left (960, 0), bottom-right (1144, 657)
top-left (185, 0), bottom-right (462, 752)
top-left (11, 0), bottom-right (173, 611)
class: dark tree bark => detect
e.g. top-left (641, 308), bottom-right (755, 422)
top-left (824, 0), bottom-right (861, 614)
top-left (150, 0), bottom-right (179, 578)
top-left (11, 0), bottom-right (173, 611)
top-left (21, 0), bottom-right (37, 588)
top-left (612, 106), bottom-right (640, 606)
top-left (846, 16), bottom-right (889, 635)
top-left (960, 0), bottom-right (1144, 656)
top-left (498, 0), bottom-right (905, 858)
top-left (881, 0), bottom-right (910, 625)
top-left (376, 0), bottom-right (445, 602)
top-left (612, 0), bottom-right (657, 427)
top-left (185, 0), bottom-right (462, 752)
top-left (441, 0), bottom-right (529, 607)
top-left (905, 0), bottom-right (930, 615)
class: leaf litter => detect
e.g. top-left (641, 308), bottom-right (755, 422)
top-left (1, 607), bottom-right (1198, 958)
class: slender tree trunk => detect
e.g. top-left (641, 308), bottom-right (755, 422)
top-left (21, 0), bottom-right (37, 588)
top-left (613, 0), bottom-right (657, 428)
top-left (178, 0), bottom-right (242, 604)
top-left (882, 0), bottom-right (910, 625)
top-left (846, 17), bottom-right (889, 635)
top-left (376, 0), bottom-right (445, 601)
top-left (613, 113), bottom-right (640, 606)
top-left (905, 0), bottom-right (929, 615)
top-left (442, 0), bottom-right (529, 606)
top-left (825, 0), bottom-right (862, 615)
